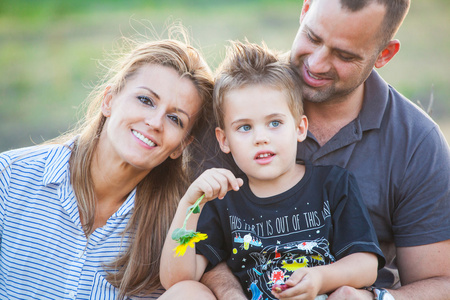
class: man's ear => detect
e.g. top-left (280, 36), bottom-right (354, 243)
top-left (297, 115), bottom-right (308, 142)
top-left (300, 0), bottom-right (311, 23)
top-left (101, 86), bottom-right (113, 117)
top-left (375, 40), bottom-right (400, 69)
top-left (215, 127), bottom-right (231, 154)
top-left (170, 135), bottom-right (194, 160)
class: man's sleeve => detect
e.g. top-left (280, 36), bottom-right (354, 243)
top-left (393, 126), bottom-right (450, 247)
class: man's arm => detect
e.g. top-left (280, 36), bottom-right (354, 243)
top-left (327, 240), bottom-right (450, 300)
top-left (389, 240), bottom-right (450, 299)
top-left (200, 262), bottom-right (247, 300)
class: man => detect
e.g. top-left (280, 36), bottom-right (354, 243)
top-left (199, 0), bottom-right (450, 299)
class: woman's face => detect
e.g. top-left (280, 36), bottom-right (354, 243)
top-left (100, 64), bottom-right (202, 172)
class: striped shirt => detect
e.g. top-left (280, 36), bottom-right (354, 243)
top-left (0, 142), bottom-right (163, 299)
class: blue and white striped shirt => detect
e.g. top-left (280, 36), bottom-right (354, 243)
top-left (0, 142), bottom-right (163, 299)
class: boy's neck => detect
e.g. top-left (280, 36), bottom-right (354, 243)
top-left (248, 163), bottom-right (306, 198)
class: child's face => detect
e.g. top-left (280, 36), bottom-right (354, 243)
top-left (216, 84), bottom-right (307, 188)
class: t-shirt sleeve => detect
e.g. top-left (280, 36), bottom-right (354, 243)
top-left (330, 169), bottom-right (386, 269)
top-left (393, 127), bottom-right (450, 247)
top-left (195, 200), bottom-right (230, 268)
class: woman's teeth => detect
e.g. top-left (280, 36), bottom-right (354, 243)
top-left (132, 130), bottom-right (156, 147)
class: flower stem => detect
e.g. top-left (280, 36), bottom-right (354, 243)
top-left (182, 194), bottom-right (205, 228)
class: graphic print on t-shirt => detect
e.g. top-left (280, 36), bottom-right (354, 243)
top-left (227, 200), bottom-right (335, 299)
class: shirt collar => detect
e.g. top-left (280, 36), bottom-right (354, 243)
top-left (359, 70), bottom-right (389, 131)
top-left (42, 139), bottom-right (76, 186)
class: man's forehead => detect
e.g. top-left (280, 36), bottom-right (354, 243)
top-left (305, 0), bottom-right (385, 51)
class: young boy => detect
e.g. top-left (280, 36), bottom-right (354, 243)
top-left (160, 41), bottom-right (385, 300)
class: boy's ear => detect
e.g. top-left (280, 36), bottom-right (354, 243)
top-left (170, 135), bottom-right (194, 160)
top-left (215, 127), bottom-right (231, 154)
top-left (297, 115), bottom-right (308, 142)
top-left (300, 0), bottom-right (311, 23)
top-left (101, 86), bottom-right (113, 117)
top-left (375, 40), bottom-right (400, 69)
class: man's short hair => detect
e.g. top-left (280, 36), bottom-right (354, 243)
top-left (339, 0), bottom-right (411, 48)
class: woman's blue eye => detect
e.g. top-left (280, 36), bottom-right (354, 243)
top-left (238, 125), bottom-right (251, 132)
top-left (138, 95), bottom-right (154, 107)
top-left (269, 121), bottom-right (280, 128)
top-left (168, 115), bottom-right (184, 128)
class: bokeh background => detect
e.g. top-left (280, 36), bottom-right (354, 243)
top-left (1, 0), bottom-right (449, 152)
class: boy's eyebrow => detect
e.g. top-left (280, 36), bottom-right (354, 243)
top-left (230, 118), bottom-right (251, 127)
top-left (230, 113), bottom-right (287, 126)
top-left (305, 25), bottom-right (362, 60)
top-left (139, 86), bottom-right (191, 120)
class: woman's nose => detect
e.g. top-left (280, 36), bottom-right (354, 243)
top-left (145, 110), bottom-right (164, 131)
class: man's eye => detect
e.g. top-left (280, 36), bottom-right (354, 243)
top-left (338, 53), bottom-right (354, 62)
top-left (237, 125), bottom-right (251, 132)
top-left (307, 32), bottom-right (319, 44)
top-left (138, 95), bottom-right (154, 107)
top-left (269, 121), bottom-right (280, 128)
top-left (168, 115), bottom-right (184, 128)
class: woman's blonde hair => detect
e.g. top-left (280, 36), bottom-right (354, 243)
top-left (56, 26), bottom-right (213, 297)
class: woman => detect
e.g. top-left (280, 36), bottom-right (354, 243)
top-left (0, 29), bottom-right (214, 299)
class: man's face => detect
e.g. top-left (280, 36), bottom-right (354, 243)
top-left (290, 0), bottom-right (386, 104)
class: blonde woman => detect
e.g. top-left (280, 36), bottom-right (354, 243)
top-left (0, 29), bottom-right (214, 299)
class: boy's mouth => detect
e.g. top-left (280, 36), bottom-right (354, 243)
top-left (255, 152), bottom-right (274, 159)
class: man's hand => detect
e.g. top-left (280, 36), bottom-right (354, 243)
top-left (327, 286), bottom-right (373, 300)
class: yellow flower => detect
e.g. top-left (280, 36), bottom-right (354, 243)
top-left (173, 232), bottom-right (208, 257)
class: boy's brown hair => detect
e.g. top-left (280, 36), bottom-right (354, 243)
top-left (213, 40), bottom-right (303, 129)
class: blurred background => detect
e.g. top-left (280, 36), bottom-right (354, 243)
top-left (1, 0), bottom-right (449, 152)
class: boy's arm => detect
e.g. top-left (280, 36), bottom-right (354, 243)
top-left (274, 252), bottom-right (378, 299)
top-left (160, 195), bottom-right (209, 289)
top-left (200, 262), bottom-right (247, 300)
top-left (160, 168), bottom-right (243, 289)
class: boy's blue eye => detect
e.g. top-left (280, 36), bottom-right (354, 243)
top-left (138, 95), bottom-right (154, 107)
top-left (237, 124), bottom-right (251, 132)
top-left (269, 121), bottom-right (280, 128)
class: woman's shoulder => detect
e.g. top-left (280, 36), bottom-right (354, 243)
top-left (0, 141), bottom-right (74, 171)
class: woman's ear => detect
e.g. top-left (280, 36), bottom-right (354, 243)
top-left (215, 127), bottom-right (231, 154)
top-left (297, 115), bottom-right (308, 142)
top-left (101, 86), bottom-right (113, 117)
top-left (169, 135), bottom-right (194, 160)
top-left (375, 40), bottom-right (400, 69)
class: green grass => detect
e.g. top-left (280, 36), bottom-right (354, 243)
top-left (0, 0), bottom-right (449, 152)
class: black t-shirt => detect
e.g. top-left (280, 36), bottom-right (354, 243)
top-left (196, 160), bottom-right (385, 299)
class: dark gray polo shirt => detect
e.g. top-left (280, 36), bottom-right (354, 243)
top-left (297, 70), bottom-right (450, 287)
top-left (193, 70), bottom-right (450, 288)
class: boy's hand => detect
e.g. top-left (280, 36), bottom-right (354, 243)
top-left (272, 267), bottom-right (322, 300)
top-left (184, 168), bottom-right (243, 205)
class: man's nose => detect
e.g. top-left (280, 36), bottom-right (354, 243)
top-left (307, 46), bottom-right (331, 74)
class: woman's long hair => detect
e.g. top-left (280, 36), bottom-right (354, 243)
top-left (56, 26), bottom-right (213, 297)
